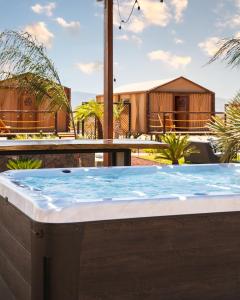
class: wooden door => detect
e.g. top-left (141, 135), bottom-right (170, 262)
top-left (174, 95), bottom-right (189, 131)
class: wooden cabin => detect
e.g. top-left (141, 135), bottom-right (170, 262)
top-left (96, 76), bottom-right (215, 134)
top-left (0, 75), bottom-right (70, 133)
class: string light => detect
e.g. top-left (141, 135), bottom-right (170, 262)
top-left (116, 0), bottom-right (164, 30)
top-left (116, 0), bottom-right (140, 30)
top-left (114, 0), bottom-right (164, 81)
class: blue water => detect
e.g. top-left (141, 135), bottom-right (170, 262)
top-left (3, 164), bottom-right (240, 210)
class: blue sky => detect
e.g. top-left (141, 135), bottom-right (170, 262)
top-left (0, 0), bottom-right (240, 100)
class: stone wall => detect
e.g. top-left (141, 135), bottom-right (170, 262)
top-left (0, 153), bottom-right (95, 172)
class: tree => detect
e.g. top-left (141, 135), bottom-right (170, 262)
top-left (0, 30), bottom-right (77, 138)
top-left (113, 101), bottom-right (125, 138)
top-left (208, 93), bottom-right (240, 162)
top-left (156, 133), bottom-right (198, 165)
top-left (75, 100), bottom-right (104, 138)
top-left (7, 158), bottom-right (42, 170)
top-left (75, 100), bottom-right (125, 139)
top-left (208, 37), bottom-right (240, 161)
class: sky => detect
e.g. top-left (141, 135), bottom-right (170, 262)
top-left (0, 0), bottom-right (240, 100)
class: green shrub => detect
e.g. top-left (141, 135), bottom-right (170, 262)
top-left (156, 133), bottom-right (198, 165)
top-left (7, 158), bottom-right (42, 170)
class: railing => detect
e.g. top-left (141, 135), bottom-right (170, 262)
top-left (0, 110), bottom-right (58, 133)
top-left (148, 111), bottom-right (225, 134)
top-left (0, 108), bottom-right (224, 137)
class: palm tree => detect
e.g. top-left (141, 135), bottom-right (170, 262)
top-left (208, 37), bottom-right (240, 161)
top-left (75, 100), bottom-right (104, 138)
top-left (209, 37), bottom-right (240, 68)
top-left (113, 101), bottom-right (125, 138)
top-left (7, 158), bottom-right (42, 170)
top-left (0, 30), bottom-right (77, 138)
top-left (156, 133), bottom-right (198, 165)
top-left (208, 93), bottom-right (240, 162)
top-left (75, 100), bottom-right (125, 139)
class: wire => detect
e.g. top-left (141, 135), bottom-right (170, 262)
top-left (116, 0), bottom-right (140, 29)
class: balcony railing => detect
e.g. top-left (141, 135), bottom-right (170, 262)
top-left (148, 111), bottom-right (225, 134)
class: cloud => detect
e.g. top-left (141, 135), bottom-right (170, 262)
top-left (126, 17), bottom-right (146, 33)
top-left (115, 34), bottom-right (129, 41)
top-left (235, 31), bottom-right (240, 38)
top-left (219, 14), bottom-right (240, 28)
top-left (55, 17), bottom-right (80, 32)
top-left (235, 0), bottom-right (240, 8)
top-left (139, 0), bottom-right (171, 27)
top-left (115, 34), bottom-right (142, 45)
top-left (174, 38), bottom-right (184, 44)
top-left (231, 15), bottom-right (240, 27)
top-left (131, 35), bottom-right (143, 45)
top-left (216, 0), bottom-right (240, 28)
top-left (113, 0), bottom-right (188, 33)
top-left (170, 0), bottom-right (188, 23)
top-left (24, 22), bottom-right (54, 48)
top-left (31, 2), bottom-right (56, 17)
top-left (76, 62), bottom-right (103, 75)
top-left (148, 50), bottom-right (191, 69)
top-left (198, 37), bottom-right (222, 56)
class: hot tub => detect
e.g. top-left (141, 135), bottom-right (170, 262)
top-left (1, 164), bottom-right (240, 299)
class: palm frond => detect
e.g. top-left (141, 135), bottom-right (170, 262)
top-left (209, 38), bottom-right (240, 68)
top-left (7, 158), bottom-right (42, 170)
top-left (156, 133), bottom-right (198, 164)
top-left (0, 30), bottom-right (76, 137)
top-left (208, 92), bottom-right (240, 162)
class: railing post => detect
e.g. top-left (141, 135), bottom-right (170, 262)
top-left (81, 120), bottom-right (85, 137)
top-left (163, 113), bottom-right (166, 134)
top-left (94, 117), bottom-right (97, 139)
top-left (128, 102), bottom-right (131, 136)
top-left (54, 112), bottom-right (58, 134)
top-left (77, 121), bottom-right (80, 134)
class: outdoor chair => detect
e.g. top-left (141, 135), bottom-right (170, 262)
top-left (187, 141), bottom-right (221, 164)
top-left (0, 119), bottom-right (11, 133)
top-left (148, 113), bottom-right (163, 134)
top-left (165, 114), bottom-right (176, 132)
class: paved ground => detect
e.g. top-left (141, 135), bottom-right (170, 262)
top-left (131, 156), bottom-right (161, 166)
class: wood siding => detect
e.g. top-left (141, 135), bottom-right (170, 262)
top-left (189, 93), bottom-right (212, 130)
top-left (0, 81), bottom-right (70, 133)
top-left (127, 93), bottom-right (147, 133)
top-left (97, 77), bottom-right (215, 134)
top-left (0, 197), bottom-right (31, 300)
top-left (154, 77), bottom-right (207, 93)
top-left (2, 199), bottom-right (240, 299)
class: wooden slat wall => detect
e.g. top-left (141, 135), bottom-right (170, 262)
top-left (57, 87), bottom-right (71, 132)
top-left (37, 99), bottom-right (55, 132)
top-left (149, 92), bottom-right (173, 126)
top-left (189, 93), bottom-right (212, 130)
top-left (18, 91), bottom-right (37, 132)
top-left (119, 93), bottom-right (147, 134)
top-left (0, 88), bottom-right (19, 129)
top-left (0, 197), bottom-right (31, 300)
top-left (78, 212), bottom-right (240, 299)
top-left (155, 77), bottom-right (207, 93)
top-left (149, 92), bottom-right (173, 113)
top-left (0, 85), bottom-right (70, 133)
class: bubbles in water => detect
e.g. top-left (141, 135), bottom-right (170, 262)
top-left (6, 165), bottom-right (240, 211)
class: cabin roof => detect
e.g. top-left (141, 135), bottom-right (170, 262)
top-left (0, 73), bottom-right (70, 90)
top-left (109, 76), bottom-right (214, 95)
top-left (113, 78), bottom-right (174, 94)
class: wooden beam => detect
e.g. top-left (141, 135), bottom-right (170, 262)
top-left (104, 0), bottom-right (113, 140)
top-left (103, 0), bottom-right (113, 166)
